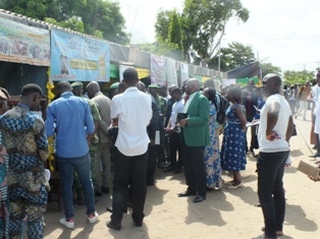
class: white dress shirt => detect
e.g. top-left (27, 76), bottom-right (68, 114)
top-left (111, 87), bottom-right (152, 156)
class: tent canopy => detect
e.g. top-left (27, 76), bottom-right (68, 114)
top-left (227, 61), bottom-right (260, 79)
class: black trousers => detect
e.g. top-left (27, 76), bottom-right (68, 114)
top-left (111, 148), bottom-right (148, 224)
top-left (182, 141), bottom-right (206, 196)
top-left (168, 132), bottom-right (183, 169)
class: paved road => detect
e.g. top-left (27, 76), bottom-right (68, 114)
top-left (43, 110), bottom-right (319, 239)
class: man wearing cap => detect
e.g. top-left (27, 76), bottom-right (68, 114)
top-left (107, 67), bottom-right (152, 230)
top-left (0, 84), bottom-right (49, 238)
top-left (109, 82), bottom-right (120, 99)
top-left (177, 78), bottom-right (210, 203)
top-left (86, 81), bottom-right (112, 195)
top-left (71, 81), bottom-right (102, 204)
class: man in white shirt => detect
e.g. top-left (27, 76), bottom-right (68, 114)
top-left (107, 68), bottom-right (152, 231)
top-left (309, 71), bottom-right (320, 157)
top-left (253, 74), bottom-right (294, 239)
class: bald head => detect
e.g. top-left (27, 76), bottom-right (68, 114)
top-left (185, 78), bottom-right (201, 95)
top-left (86, 81), bottom-right (100, 99)
top-left (262, 73), bottom-right (282, 96)
top-left (57, 81), bottom-right (72, 93)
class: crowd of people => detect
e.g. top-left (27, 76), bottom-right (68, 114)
top-left (0, 68), bottom-right (319, 238)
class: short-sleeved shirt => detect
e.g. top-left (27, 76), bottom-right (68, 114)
top-left (111, 87), bottom-right (152, 156)
top-left (258, 94), bottom-right (292, 153)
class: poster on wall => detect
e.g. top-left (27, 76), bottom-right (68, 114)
top-left (150, 54), bottom-right (166, 86)
top-left (166, 58), bottom-right (177, 87)
top-left (51, 29), bottom-right (110, 82)
top-left (180, 62), bottom-right (189, 86)
top-left (0, 17), bottom-right (50, 66)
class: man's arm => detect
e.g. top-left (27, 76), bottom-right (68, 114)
top-left (285, 116), bottom-right (294, 142)
top-left (266, 101), bottom-right (280, 140)
top-left (45, 105), bottom-right (55, 137)
top-left (35, 118), bottom-right (49, 162)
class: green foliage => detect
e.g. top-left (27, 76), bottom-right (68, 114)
top-left (208, 42), bottom-right (256, 71)
top-left (282, 70), bottom-right (315, 85)
top-left (260, 63), bottom-right (281, 77)
top-left (1, 0), bottom-right (129, 45)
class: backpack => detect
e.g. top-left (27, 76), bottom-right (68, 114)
top-left (215, 94), bottom-right (229, 125)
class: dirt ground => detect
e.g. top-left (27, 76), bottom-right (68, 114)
top-left (43, 112), bottom-right (320, 239)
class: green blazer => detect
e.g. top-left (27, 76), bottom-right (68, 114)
top-left (182, 92), bottom-right (210, 147)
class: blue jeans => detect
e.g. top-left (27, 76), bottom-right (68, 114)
top-left (57, 152), bottom-right (95, 219)
top-left (257, 151), bottom-right (289, 239)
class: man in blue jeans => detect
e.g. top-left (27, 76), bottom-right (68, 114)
top-left (253, 74), bottom-right (294, 239)
top-left (46, 81), bottom-right (98, 229)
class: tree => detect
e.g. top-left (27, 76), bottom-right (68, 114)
top-left (1, 0), bottom-right (129, 45)
top-left (208, 42), bottom-right (256, 72)
top-left (181, 0), bottom-right (249, 65)
top-left (260, 63), bottom-right (282, 78)
top-left (282, 70), bottom-right (315, 85)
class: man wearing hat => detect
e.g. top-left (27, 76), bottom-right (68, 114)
top-left (109, 82), bottom-right (120, 99)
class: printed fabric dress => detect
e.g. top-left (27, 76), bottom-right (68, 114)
top-left (204, 103), bottom-right (222, 189)
top-left (0, 131), bottom-right (9, 239)
top-left (220, 103), bottom-right (246, 171)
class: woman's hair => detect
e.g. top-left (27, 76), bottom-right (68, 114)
top-left (227, 84), bottom-right (243, 104)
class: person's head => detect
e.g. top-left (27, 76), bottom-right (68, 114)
top-left (262, 73), bottom-right (282, 97)
top-left (169, 87), bottom-right (182, 101)
top-left (181, 79), bottom-right (188, 93)
top-left (137, 81), bottom-right (146, 93)
top-left (123, 68), bottom-right (139, 87)
top-left (148, 84), bottom-right (160, 97)
top-left (86, 81), bottom-right (100, 99)
top-left (316, 71), bottom-right (320, 86)
top-left (20, 83), bottom-right (43, 111)
top-left (56, 81), bottom-right (72, 97)
top-left (202, 87), bottom-right (216, 103)
top-left (247, 79), bottom-right (255, 91)
top-left (0, 87), bottom-right (10, 115)
top-left (70, 81), bottom-right (83, 97)
top-left (109, 82), bottom-right (120, 99)
top-left (185, 78), bottom-right (201, 95)
top-left (203, 79), bottom-right (215, 89)
top-left (159, 85), bottom-right (168, 98)
top-left (226, 84), bottom-right (242, 104)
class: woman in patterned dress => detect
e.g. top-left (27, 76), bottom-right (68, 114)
top-left (220, 84), bottom-right (247, 189)
top-left (0, 87), bottom-right (10, 238)
top-left (202, 87), bottom-right (222, 190)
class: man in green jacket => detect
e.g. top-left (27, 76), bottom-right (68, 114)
top-left (178, 78), bottom-right (210, 203)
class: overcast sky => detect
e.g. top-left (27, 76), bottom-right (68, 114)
top-left (118, 0), bottom-right (320, 73)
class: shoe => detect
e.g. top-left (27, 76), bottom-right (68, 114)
top-left (88, 211), bottom-right (99, 224)
top-left (261, 227), bottom-right (284, 236)
top-left (193, 195), bottom-right (206, 203)
top-left (106, 207), bottom-right (128, 213)
top-left (309, 153), bottom-right (320, 158)
top-left (147, 181), bottom-right (155, 186)
top-left (101, 187), bottom-right (110, 194)
top-left (174, 168), bottom-right (182, 174)
top-left (227, 182), bottom-right (243, 189)
top-left (312, 145), bottom-right (317, 150)
top-left (178, 190), bottom-right (196, 197)
top-left (133, 220), bottom-right (143, 227)
top-left (223, 180), bottom-right (234, 185)
top-left (163, 166), bottom-right (174, 172)
top-left (252, 233), bottom-right (276, 239)
top-left (95, 191), bottom-right (102, 197)
top-left (59, 217), bottom-right (74, 229)
top-left (106, 220), bottom-right (121, 231)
